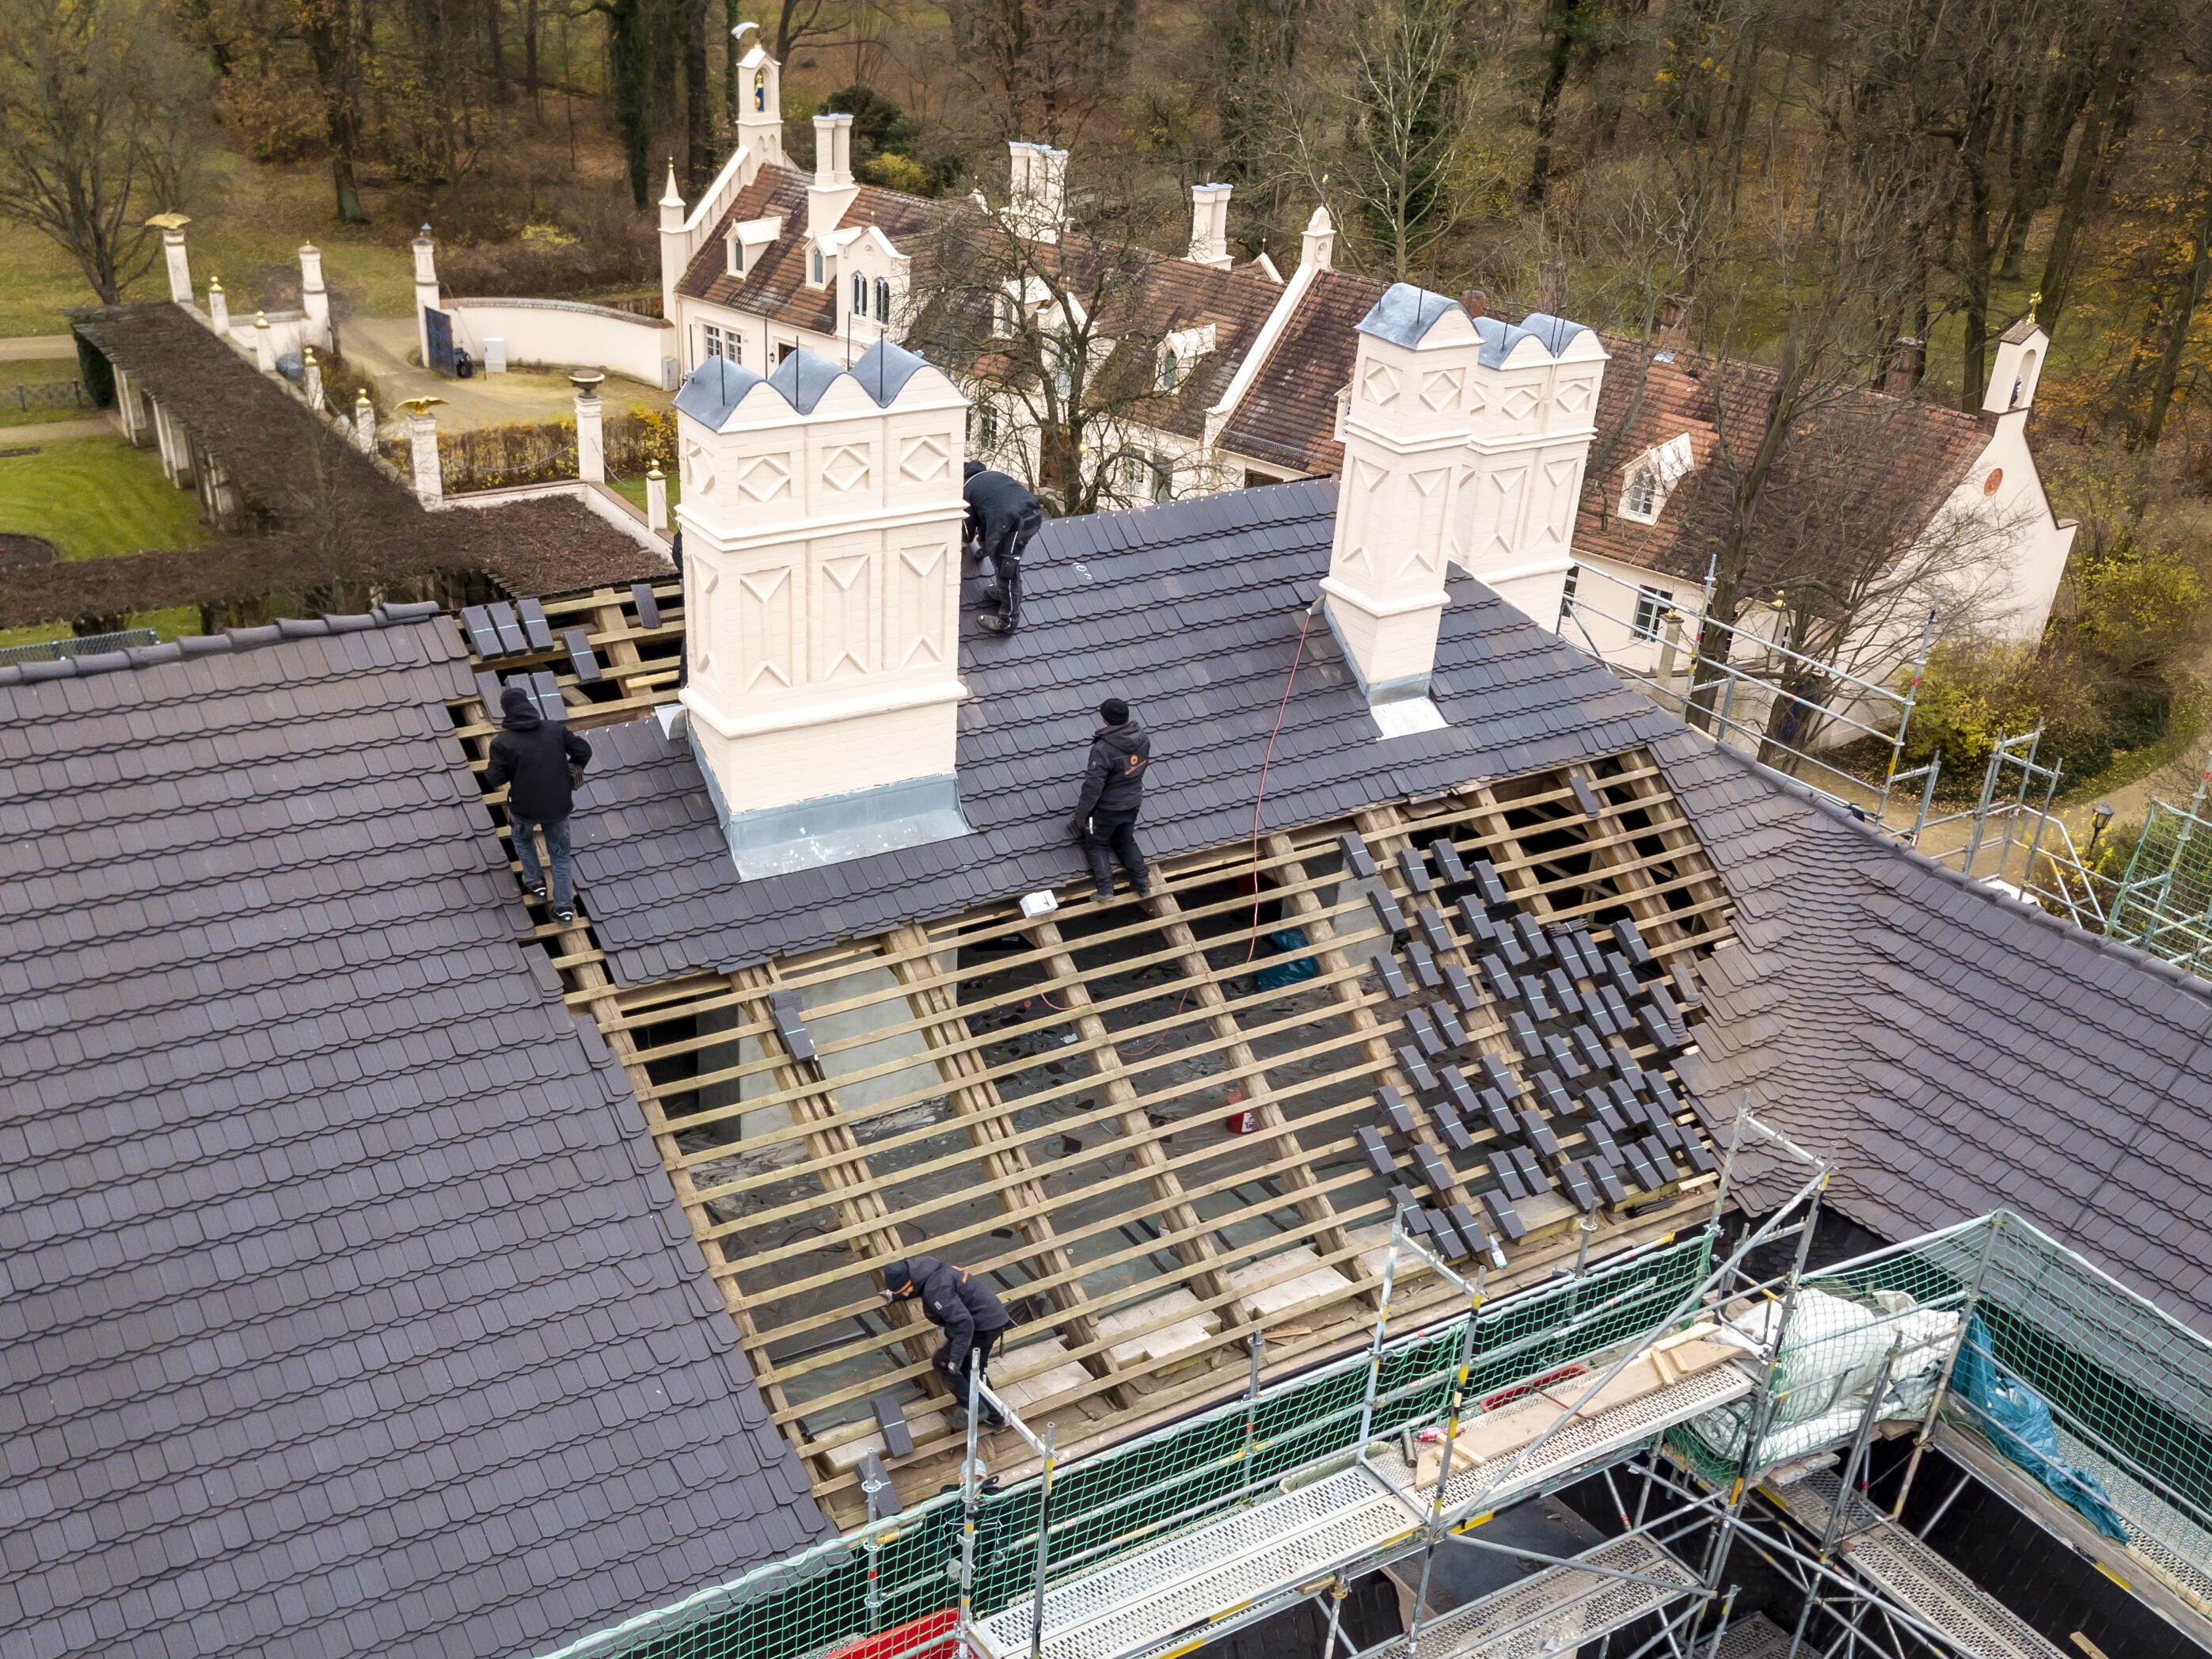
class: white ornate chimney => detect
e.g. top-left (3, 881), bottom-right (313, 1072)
top-left (298, 243), bottom-right (329, 348)
top-left (1005, 142), bottom-right (1067, 244)
top-left (809, 114), bottom-right (858, 238)
top-left (673, 338), bottom-right (971, 877)
top-left (1300, 204), bottom-right (1336, 273)
top-left (1188, 183), bottom-right (1232, 268)
top-left (1326, 283), bottom-right (1606, 705)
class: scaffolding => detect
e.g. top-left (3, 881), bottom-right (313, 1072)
top-left (1557, 557), bottom-right (1931, 823)
top-left (533, 1115), bottom-right (2212, 1659)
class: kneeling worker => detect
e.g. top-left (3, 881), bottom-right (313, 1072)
top-left (963, 460), bottom-right (1043, 635)
top-left (883, 1258), bottom-right (1012, 1426)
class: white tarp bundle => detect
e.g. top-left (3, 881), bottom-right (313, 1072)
top-left (1683, 1285), bottom-right (1961, 1468)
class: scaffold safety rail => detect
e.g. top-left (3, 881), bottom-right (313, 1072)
top-left (1349, 1535), bottom-right (1699, 1659)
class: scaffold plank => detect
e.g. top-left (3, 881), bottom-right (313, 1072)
top-left (1353, 1535), bottom-right (1699, 1659)
top-left (1766, 1470), bottom-right (2067, 1659)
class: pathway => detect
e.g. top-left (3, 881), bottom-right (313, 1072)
top-left (345, 316), bottom-right (673, 432)
top-left (0, 335), bottom-right (76, 363)
top-left (0, 417), bottom-right (116, 444)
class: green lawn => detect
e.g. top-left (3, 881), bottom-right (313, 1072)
top-left (610, 469), bottom-right (681, 515)
top-left (0, 435), bottom-right (209, 559)
top-left (0, 146), bottom-right (417, 339)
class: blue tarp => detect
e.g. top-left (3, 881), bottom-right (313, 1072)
top-left (1253, 930), bottom-right (1320, 991)
top-left (1948, 1315), bottom-right (2131, 1543)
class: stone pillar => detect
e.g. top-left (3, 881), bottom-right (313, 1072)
top-left (253, 313), bottom-right (276, 373)
top-left (353, 390), bottom-right (376, 453)
top-left (646, 466), bottom-right (668, 531)
top-left (573, 373), bottom-right (606, 484)
top-left (408, 409), bottom-right (443, 504)
top-left (411, 226), bottom-right (439, 368)
top-left (159, 222), bottom-right (192, 304)
top-left (659, 162), bottom-right (687, 324)
top-left (302, 348), bottom-right (323, 410)
top-left (208, 279), bottom-right (229, 337)
top-left (298, 243), bottom-right (330, 348)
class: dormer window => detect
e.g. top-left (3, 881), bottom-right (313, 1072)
top-left (1618, 432), bottom-right (1695, 524)
top-left (810, 245), bottom-right (824, 286)
top-left (1154, 325), bottom-right (1215, 394)
top-left (874, 277), bottom-right (891, 322)
top-left (1624, 465), bottom-right (1658, 520)
top-left (994, 294), bottom-right (1017, 337)
top-left (1157, 348), bottom-right (1181, 392)
top-left (851, 272), bottom-right (867, 316)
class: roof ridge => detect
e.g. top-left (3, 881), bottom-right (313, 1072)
top-left (0, 603), bottom-right (449, 688)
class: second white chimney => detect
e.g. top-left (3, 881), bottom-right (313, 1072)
top-left (1188, 183), bottom-right (1232, 268)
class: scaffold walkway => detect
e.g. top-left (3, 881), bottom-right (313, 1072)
top-left (969, 1362), bottom-right (1750, 1659)
top-left (1351, 1535), bottom-right (1699, 1659)
top-left (1765, 1471), bottom-right (2067, 1659)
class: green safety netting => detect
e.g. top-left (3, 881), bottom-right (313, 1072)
top-left (537, 1232), bottom-right (1716, 1659)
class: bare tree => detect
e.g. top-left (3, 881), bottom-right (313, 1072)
top-left (0, 0), bottom-right (204, 304)
top-left (943, 0), bottom-right (1138, 146)
top-left (906, 185), bottom-right (1189, 517)
top-left (1262, 0), bottom-right (1499, 282)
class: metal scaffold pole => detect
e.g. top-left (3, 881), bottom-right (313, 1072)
top-left (1891, 1212), bottom-right (2003, 1521)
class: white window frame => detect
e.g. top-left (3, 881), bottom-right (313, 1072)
top-left (1623, 465), bottom-right (1659, 520)
top-left (874, 276), bottom-right (891, 322)
top-left (1631, 586), bottom-right (1669, 641)
top-left (700, 323), bottom-right (723, 368)
top-left (1619, 432), bottom-right (1694, 523)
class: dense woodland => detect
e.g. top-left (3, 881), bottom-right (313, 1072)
top-left (3, 0), bottom-right (2211, 788)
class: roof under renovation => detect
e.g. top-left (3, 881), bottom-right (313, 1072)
top-left (6, 473), bottom-right (2212, 1659)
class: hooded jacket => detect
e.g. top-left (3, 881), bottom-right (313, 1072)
top-left (485, 690), bottom-right (594, 822)
top-left (895, 1256), bottom-right (1011, 1370)
top-left (963, 463), bottom-right (1043, 561)
top-left (1074, 718), bottom-right (1150, 820)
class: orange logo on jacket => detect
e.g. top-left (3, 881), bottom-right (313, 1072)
top-left (1126, 755), bottom-right (1146, 774)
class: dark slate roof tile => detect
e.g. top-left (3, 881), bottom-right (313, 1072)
top-left (572, 478), bottom-right (1674, 980)
top-left (0, 620), bottom-right (825, 1659)
top-left (1654, 728), bottom-right (2212, 1333)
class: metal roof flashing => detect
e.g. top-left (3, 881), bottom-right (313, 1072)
top-left (1355, 282), bottom-right (1469, 348)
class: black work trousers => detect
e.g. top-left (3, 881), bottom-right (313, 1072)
top-left (933, 1325), bottom-right (1006, 1422)
top-left (1083, 810), bottom-right (1151, 898)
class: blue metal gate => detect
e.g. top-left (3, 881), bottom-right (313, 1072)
top-left (424, 306), bottom-right (454, 375)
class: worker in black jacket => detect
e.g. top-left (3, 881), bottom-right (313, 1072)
top-left (484, 686), bottom-right (594, 924)
top-left (1070, 697), bottom-right (1152, 904)
top-left (884, 1258), bottom-right (1012, 1425)
top-left (963, 460), bottom-right (1043, 636)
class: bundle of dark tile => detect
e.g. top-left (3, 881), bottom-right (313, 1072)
top-left (1344, 827), bottom-right (1714, 1265)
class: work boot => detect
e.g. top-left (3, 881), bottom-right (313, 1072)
top-left (1094, 885), bottom-right (1115, 904)
top-left (524, 881), bottom-right (548, 902)
top-left (553, 906), bottom-right (576, 925)
top-left (982, 584), bottom-right (1005, 606)
top-left (979, 611), bottom-right (1017, 635)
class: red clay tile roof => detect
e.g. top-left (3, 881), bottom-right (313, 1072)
top-left (676, 164), bottom-right (1289, 441)
top-left (1216, 268), bottom-right (1383, 474)
top-left (1211, 272), bottom-right (1991, 588)
top-left (1572, 352), bottom-right (1990, 592)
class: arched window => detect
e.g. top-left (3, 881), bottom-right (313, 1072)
top-left (810, 246), bottom-right (823, 285)
top-left (874, 277), bottom-right (891, 322)
top-left (852, 272), bottom-right (867, 315)
top-left (1624, 464), bottom-right (1658, 519)
top-left (753, 70), bottom-right (766, 112)
top-left (994, 295), bottom-right (1016, 336)
top-left (1157, 348), bottom-right (1180, 392)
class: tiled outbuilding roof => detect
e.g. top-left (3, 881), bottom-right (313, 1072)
top-left (568, 477), bottom-right (1680, 987)
top-left (1660, 729), bottom-right (2212, 1332)
top-left (14, 306), bottom-right (665, 633)
top-left (0, 612), bottom-right (823, 1659)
